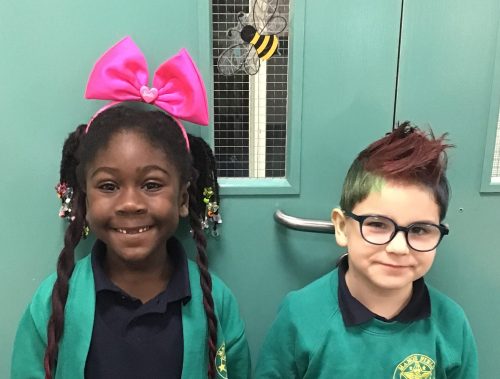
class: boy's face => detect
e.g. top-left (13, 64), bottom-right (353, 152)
top-left (332, 181), bottom-right (439, 295)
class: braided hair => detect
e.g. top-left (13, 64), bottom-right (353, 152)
top-left (45, 104), bottom-right (220, 378)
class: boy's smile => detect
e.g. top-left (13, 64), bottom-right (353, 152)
top-left (84, 131), bottom-right (189, 268)
top-left (332, 181), bottom-right (440, 309)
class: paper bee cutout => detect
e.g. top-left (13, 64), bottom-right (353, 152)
top-left (217, 0), bottom-right (288, 76)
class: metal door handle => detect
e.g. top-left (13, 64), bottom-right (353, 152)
top-left (274, 209), bottom-right (335, 234)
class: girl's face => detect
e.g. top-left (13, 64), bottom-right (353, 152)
top-left (332, 181), bottom-right (438, 296)
top-left (85, 131), bottom-right (189, 265)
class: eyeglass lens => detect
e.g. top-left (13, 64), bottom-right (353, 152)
top-left (361, 216), bottom-right (442, 251)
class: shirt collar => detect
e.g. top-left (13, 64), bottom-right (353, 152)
top-left (337, 255), bottom-right (431, 327)
top-left (91, 237), bottom-right (191, 304)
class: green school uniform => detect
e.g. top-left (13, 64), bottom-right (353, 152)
top-left (11, 255), bottom-right (251, 379)
top-left (255, 269), bottom-right (478, 379)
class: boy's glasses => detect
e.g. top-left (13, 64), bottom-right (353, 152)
top-left (344, 211), bottom-right (449, 252)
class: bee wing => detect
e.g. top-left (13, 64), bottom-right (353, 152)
top-left (252, 0), bottom-right (287, 34)
top-left (236, 11), bottom-right (250, 27)
top-left (243, 48), bottom-right (261, 75)
top-left (262, 15), bottom-right (287, 35)
top-left (217, 43), bottom-right (254, 76)
top-left (225, 26), bottom-right (244, 45)
top-left (218, 11), bottom-right (246, 46)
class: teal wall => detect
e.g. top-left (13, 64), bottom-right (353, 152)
top-left (1, 0), bottom-right (500, 377)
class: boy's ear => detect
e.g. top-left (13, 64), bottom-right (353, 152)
top-left (179, 182), bottom-right (190, 218)
top-left (332, 208), bottom-right (348, 247)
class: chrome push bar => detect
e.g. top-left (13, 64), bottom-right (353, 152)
top-left (273, 209), bottom-right (334, 234)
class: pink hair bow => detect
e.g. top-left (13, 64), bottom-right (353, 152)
top-left (85, 36), bottom-right (209, 148)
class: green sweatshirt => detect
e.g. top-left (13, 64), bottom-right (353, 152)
top-left (255, 269), bottom-right (478, 379)
top-left (11, 255), bottom-right (250, 379)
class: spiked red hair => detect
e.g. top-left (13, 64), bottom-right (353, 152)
top-left (360, 122), bottom-right (453, 183)
top-left (340, 122), bottom-right (453, 220)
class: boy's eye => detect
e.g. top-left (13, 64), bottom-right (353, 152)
top-left (409, 225), bottom-right (432, 235)
top-left (365, 220), bottom-right (390, 230)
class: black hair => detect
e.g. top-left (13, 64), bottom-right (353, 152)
top-left (44, 104), bottom-right (220, 378)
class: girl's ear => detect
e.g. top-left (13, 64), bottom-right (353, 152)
top-left (332, 208), bottom-right (348, 247)
top-left (179, 182), bottom-right (190, 218)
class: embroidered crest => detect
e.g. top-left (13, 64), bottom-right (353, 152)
top-left (393, 354), bottom-right (435, 379)
top-left (215, 342), bottom-right (228, 378)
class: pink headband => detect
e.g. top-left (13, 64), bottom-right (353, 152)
top-left (84, 36), bottom-right (209, 149)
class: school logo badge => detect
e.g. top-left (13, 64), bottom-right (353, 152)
top-left (393, 354), bottom-right (435, 379)
top-left (215, 342), bottom-right (228, 379)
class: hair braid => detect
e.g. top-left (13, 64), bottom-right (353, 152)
top-left (186, 134), bottom-right (222, 378)
top-left (188, 178), bottom-right (217, 378)
top-left (188, 135), bottom-right (221, 238)
top-left (202, 138), bottom-right (220, 205)
top-left (44, 125), bottom-right (87, 378)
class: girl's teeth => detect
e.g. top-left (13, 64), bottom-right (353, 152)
top-left (117, 227), bottom-right (150, 234)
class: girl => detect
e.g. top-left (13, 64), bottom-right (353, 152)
top-left (11, 37), bottom-right (250, 379)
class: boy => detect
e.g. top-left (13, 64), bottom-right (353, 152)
top-left (255, 123), bottom-right (478, 378)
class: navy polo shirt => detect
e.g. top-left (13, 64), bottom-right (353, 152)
top-left (337, 255), bottom-right (431, 326)
top-left (84, 238), bottom-right (191, 379)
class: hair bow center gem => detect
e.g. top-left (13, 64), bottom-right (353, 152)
top-left (140, 86), bottom-right (159, 103)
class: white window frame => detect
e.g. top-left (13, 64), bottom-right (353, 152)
top-left (198, 0), bottom-right (304, 195)
top-left (480, 17), bottom-right (500, 192)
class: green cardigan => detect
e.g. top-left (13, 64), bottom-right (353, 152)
top-left (11, 255), bottom-right (251, 379)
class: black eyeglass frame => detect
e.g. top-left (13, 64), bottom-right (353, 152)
top-left (343, 210), bottom-right (449, 252)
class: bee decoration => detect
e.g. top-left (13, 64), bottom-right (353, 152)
top-left (217, 0), bottom-right (288, 76)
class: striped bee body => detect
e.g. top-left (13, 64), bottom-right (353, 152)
top-left (216, 2), bottom-right (287, 76)
top-left (240, 25), bottom-right (279, 61)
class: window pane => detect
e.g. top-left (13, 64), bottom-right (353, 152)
top-left (212, 0), bottom-right (289, 178)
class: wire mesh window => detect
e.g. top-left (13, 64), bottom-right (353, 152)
top-left (492, 110), bottom-right (500, 184)
top-left (212, 0), bottom-right (289, 178)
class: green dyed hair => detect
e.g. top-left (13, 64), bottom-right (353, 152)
top-left (339, 160), bottom-right (385, 213)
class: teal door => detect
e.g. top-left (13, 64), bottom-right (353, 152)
top-left (209, 0), bottom-right (500, 376)
top-left (395, 1), bottom-right (500, 375)
top-left (1, 0), bottom-right (499, 377)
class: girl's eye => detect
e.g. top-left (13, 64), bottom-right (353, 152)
top-left (98, 182), bottom-right (117, 192)
top-left (143, 182), bottom-right (163, 191)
